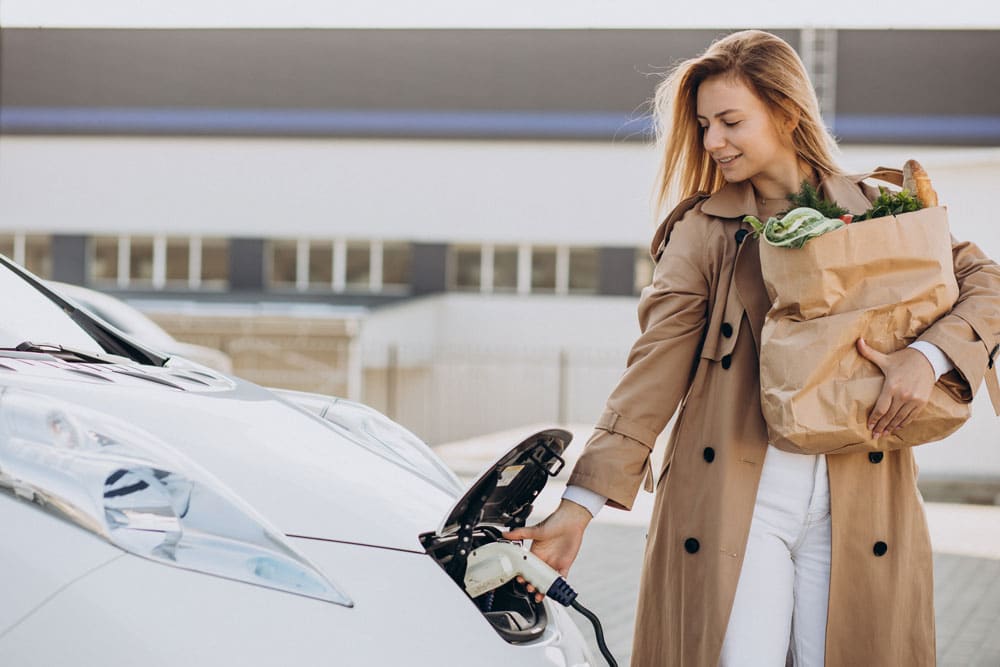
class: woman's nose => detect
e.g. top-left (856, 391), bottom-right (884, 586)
top-left (703, 124), bottom-right (725, 151)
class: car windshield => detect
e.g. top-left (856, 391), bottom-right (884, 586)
top-left (2, 262), bottom-right (104, 353)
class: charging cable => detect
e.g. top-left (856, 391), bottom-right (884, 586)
top-left (464, 541), bottom-right (618, 667)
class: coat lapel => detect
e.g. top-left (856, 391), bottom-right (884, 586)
top-left (699, 172), bottom-right (875, 357)
top-left (820, 172), bottom-right (880, 215)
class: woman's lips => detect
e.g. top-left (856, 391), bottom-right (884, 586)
top-left (717, 154), bottom-right (742, 168)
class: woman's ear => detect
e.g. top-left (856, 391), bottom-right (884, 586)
top-left (782, 106), bottom-right (801, 134)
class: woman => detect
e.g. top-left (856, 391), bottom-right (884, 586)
top-left (502, 30), bottom-right (1000, 666)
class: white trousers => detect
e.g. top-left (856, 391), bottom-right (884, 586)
top-left (719, 444), bottom-right (832, 667)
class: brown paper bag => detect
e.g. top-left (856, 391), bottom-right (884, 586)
top-left (758, 204), bottom-right (970, 454)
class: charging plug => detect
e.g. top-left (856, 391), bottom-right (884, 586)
top-left (464, 541), bottom-right (617, 667)
top-left (463, 541), bottom-right (577, 606)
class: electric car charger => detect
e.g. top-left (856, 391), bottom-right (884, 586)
top-left (464, 541), bottom-right (618, 667)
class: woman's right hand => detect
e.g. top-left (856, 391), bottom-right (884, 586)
top-left (500, 498), bottom-right (593, 601)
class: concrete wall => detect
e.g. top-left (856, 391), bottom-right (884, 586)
top-left (358, 288), bottom-right (1000, 477)
top-left (4, 137), bottom-right (999, 260)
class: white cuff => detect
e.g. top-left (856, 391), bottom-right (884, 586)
top-left (562, 485), bottom-right (607, 517)
top-left (908, 341), bottom-right (955, 380)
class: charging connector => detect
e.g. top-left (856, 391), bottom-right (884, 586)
top-left (464, 541), bottom-right (617, 667)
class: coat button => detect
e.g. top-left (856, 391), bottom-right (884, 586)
top-left (873, 541), bottom-right (888, 557)
top-left (735, 229), bottom-right (749, 244)
top-left (703, 447), bottom-right (715, 462)
top-left (869, 452), bottom-right (884, 464)
top-left (684, 538), bottom-right (700, 554)
top-left (721, 322), bottom-right (733, 338)
top-left (721, 354), bottom-right (732, 369)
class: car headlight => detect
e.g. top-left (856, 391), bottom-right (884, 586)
top-left (0, 387), bottom-right (352, 607)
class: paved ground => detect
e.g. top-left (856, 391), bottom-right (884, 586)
top-left (565, 523), bottom-right (1000, 667)
top-left (438, 423), bottom-right (1000, 666)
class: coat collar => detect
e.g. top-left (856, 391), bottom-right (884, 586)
top-left (700, 171), bottom-right (875, 220)
top-left (719, 171), bottom-right (877, 359)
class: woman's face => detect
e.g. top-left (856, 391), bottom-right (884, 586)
top-left (695, 75), bottom-right (795, 183)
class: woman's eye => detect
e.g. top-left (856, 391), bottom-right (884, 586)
top-left (724, 121), bottom-right (741, 127)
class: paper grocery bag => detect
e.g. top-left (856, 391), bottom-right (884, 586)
top-left (758, 205), bottom-right (971, 454)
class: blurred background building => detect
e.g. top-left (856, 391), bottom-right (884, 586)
top-left (1, 3), bottom-right (998, 487)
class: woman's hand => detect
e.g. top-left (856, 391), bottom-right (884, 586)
top-left (500, 498), bottom-right (593, 602)
top-left (856, 337), bottom-right (936, 438)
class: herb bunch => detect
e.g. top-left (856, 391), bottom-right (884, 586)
top-left (777, 180), bottom-right (925, 222)
top-left (852, 186), bottom-right (924, 222)
top-left (780, 181), bottom-right (848, 219)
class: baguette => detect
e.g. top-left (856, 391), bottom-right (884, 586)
top-left (903, 159), bottom-right (939, 207)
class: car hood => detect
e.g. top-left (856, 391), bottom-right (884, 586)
top-left (0, 354), bottom-right (461, 552)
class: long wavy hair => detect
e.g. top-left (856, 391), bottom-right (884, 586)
top-left (650, 30), bottom-right (845, 218)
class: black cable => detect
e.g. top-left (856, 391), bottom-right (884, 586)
top-left (570, 599), bottom-right (618, 667)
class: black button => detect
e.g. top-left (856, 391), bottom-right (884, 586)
top-left (703, 447), bottom-right (715, 463)
top-left (735, 229), bottom-right (749, 244)
top-left (721, 322), bottom-right (734, 338)
top-left (721, 354), bottom-right (732, 369)
top-left (684, 538), bottom-right (700, 554)
top-left (869, 452), bottom-right (884, 464)
top-left (873, 541), bottom-right (888, 557)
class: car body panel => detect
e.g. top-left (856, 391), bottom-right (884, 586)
top-left (0, 495), bottom-right (123, 635)
top-left (0, 357), bottom-right (457, 552)
top-left (0, 529), bottom-right (593, 667)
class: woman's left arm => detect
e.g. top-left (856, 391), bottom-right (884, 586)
top-left (857, 235), bottom-right (1000, 438)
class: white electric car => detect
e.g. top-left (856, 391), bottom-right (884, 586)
top-left (0, 255), bottom-right (593, 666)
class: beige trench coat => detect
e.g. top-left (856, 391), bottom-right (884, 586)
top-left (566, 171), bottom-right (1000, 666)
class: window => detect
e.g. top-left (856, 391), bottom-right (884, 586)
top-left (200, 238), bottom-right (229, 288)
top-left (0, 234), bottom-right (51, 276)
top-left (450, 245), bottom-right (481, 291)
top-left (90, 236), bottom-right (119, 283)
top-left (569, 248), bottom-right (599, 293)
top-left (0, 234), bottom-right (14, 260)
top-left (382, 242), bottom-right (411, 288)
top-left (129, 236), bottom-right (155, 284)
top-left (87, 235), bottom-right (228, 290)
top-left (493, 246), bottom-right (518, 292)
top-left (269, 239), bottom-right (298, 287)
top-left (165, 237), bottom-right (190, 286)
top-left (531, 246), bottom-right (557, 293)
top-left (265, 238), bottom-right (407, 293)
top-left (309, 241), bottom-right (333, 287)
top-left (24, 235), bottom-right (53, 279)
top-left (345, 241), bottom-right (370, 289)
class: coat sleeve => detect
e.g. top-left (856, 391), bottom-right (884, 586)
top-left (566, 208), bottom-right (713, 510)
top-left (916, 235), bottom-right (1000, 403)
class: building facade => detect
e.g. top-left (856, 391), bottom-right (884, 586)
top-left (2, 23), bottom-right (999, 475)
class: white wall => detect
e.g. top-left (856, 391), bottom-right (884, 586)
top-left (4, 136), bottom-right (998, 262)
top-left (359, 293), bottom-right (640, 443)
top-left (361, 293), bottom-right (641, 356)
top-left (0, 136), bottom-right (659, 244)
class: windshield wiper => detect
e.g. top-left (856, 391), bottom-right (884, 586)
top-left (3, 341), bottom-right (134, 365)
top-left (0, 255), bottom-right (168, 366)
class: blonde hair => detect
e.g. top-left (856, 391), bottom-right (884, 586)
top-left (650, 30), bottom-right (844, 218)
